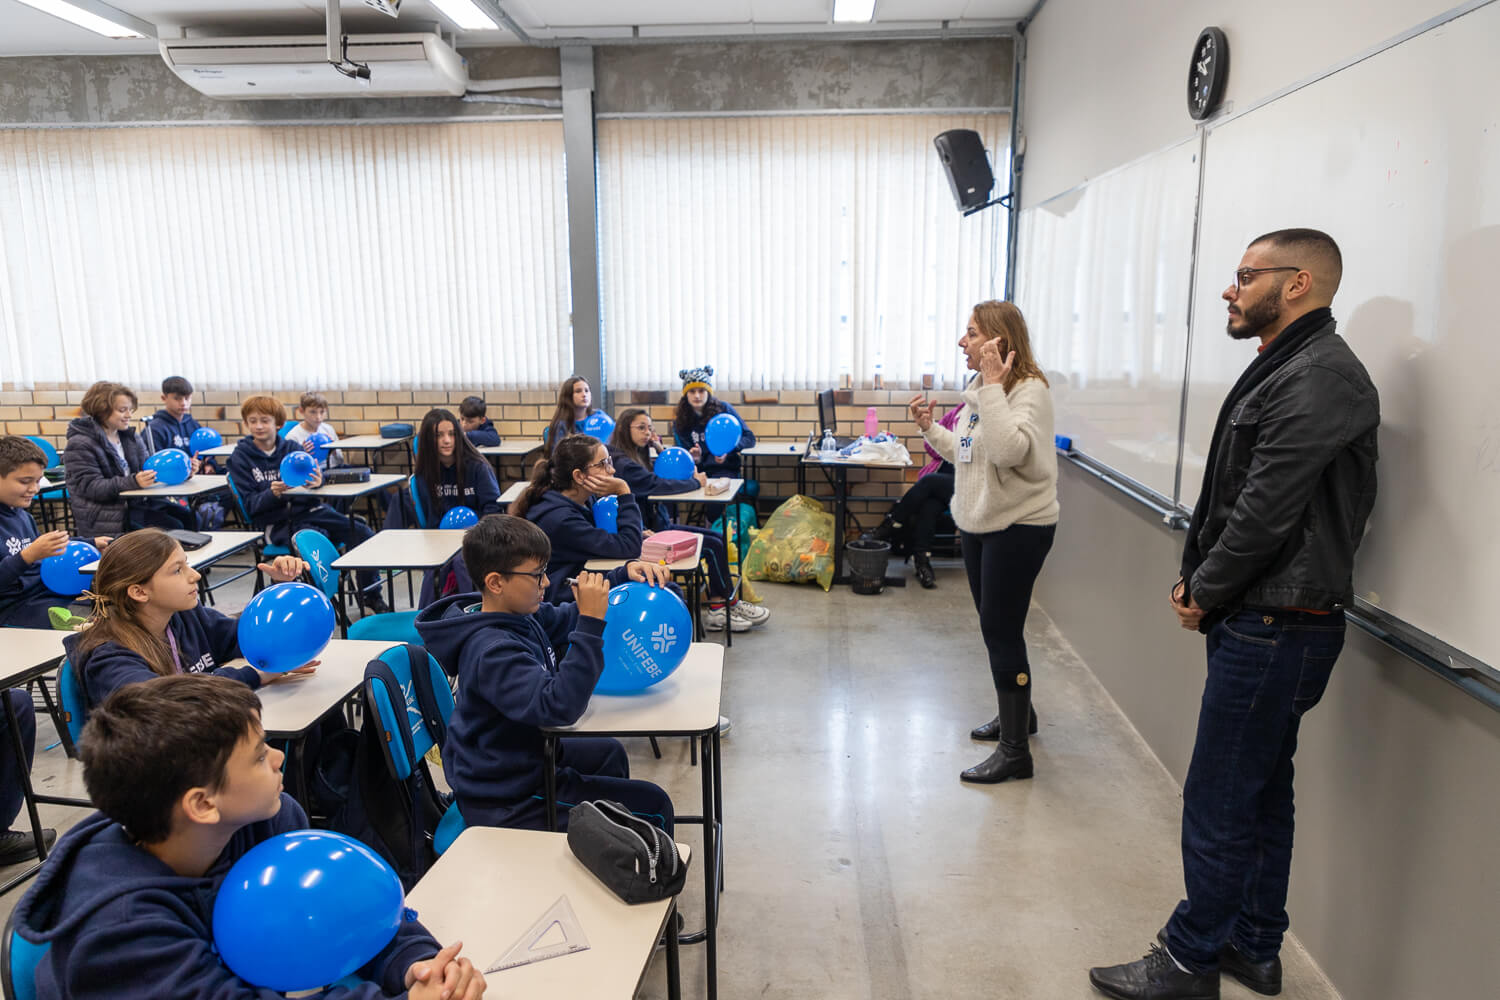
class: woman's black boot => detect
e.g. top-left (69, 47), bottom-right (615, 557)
top-left (913, 551), bottom-right (937, 588)
top-left (961, 690), bottom-right (1034, 783)
top-left (970, 703), bottom-right (1039, 740)
top-left (870, 514), bottom-right (897, 543)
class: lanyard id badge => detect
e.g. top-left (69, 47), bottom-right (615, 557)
top-left (957, 411), bottom-right (979, 463)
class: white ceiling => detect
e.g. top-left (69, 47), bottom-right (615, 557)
top-left (0, 1), bottom-right (1029, 56)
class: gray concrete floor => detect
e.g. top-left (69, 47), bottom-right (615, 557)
top-left (2, 555), bottom-right (1342, 999)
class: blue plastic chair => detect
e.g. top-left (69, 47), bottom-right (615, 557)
top-left (22, 437), bottom-right (60, 471)
top-left (364, 646), bottom-right (464, 856)
top-left (3, 899), bottom-right (50, 1000)
top-left (293, 529), bottom-right (420, 645)
top-left (407, 476), bottom-right (431, 529)
top-left (224, 476), bottom-right (290, 567)
top-left (56, 659), bottom-right (86, 750)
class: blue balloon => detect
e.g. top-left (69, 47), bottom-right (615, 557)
top-left (653, 446), bottom-right (695, 479)
top-left (213, 829), bottom-right (405, 992)
top-left (704, 413), bottom-right (742, 456)
top-left (439, 506), bottom-right (478, 530)
top-left (598, 582), bottom-right (692, 694)
top-left (592, 494), bottom-right (619, 533)
top-left (279, 450), bottom-right (319, 488)
top-left (580, 411), bottom-right (615, 440)
top-left (144, 448), bottom-right (191, 486)
top-left (188, 426), bottom-right (222, 455)
top-left (40, 540), bottom-right (101, 597)
top-left (236, 582), bottom-right (335, 673)
top-left (306, 431), bottom-right (336, 464)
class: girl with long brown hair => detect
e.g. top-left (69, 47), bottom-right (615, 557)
top-left (62, 529), bottom-right (314, 711)
top-left (910, 300), bottom-right (1059, 784)
top-left (544, 376), bottom-right (599, 455)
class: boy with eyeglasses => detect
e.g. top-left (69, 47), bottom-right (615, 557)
top-left (414, 514), bottom-right (675, 833)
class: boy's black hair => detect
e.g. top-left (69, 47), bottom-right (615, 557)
top-left (459, 396), bottom-right (487, 420)
top-left (80, 674), bottom-right (263, 844)
top-left (161, 376), bottom-right (194, 397)
top-left (462, 514), bottom-right (552, 591)
top-left (0, 436), bottom-right (48, 477)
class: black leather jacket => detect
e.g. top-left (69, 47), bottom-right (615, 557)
top-left (1182, 310), bottom-right (1379, 618)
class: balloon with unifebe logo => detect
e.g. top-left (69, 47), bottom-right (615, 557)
top-left (597, 582), bottom-right (691, 694)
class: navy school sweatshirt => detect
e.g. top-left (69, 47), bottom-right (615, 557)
top-left (226, 436), bottom-right (325, 532)
top-left (415, 459), bottom-right (501, 527)
top-left (522, 490), bottom-right (643, 603)
top-left (12, 794), bottom-right (440, 1000)
top-left (672, 398), bottom-right (756, 477)
top-left (606, 448), bottom-right (700, 533)
top-left (0, 502), bottom-right (59, 629)
top-left (146, 409), bottom-right (203, 454)
top-left (463, 419), bottom-right (500, 447)
top-left (415, 591), bottom-right (624, 828)
top-left (63, 604), bottom-right (261, 712)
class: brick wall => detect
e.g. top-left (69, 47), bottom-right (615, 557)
top-left (2, 384), bottom-right (967, 534)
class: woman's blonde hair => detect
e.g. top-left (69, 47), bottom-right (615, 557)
top-left (71, 529), bottom-right (183, 679)
top-left (971, 300), bottom-right (1049, 392)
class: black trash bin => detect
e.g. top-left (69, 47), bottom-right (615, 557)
top-left (845, 537), bottom-right (891, 595)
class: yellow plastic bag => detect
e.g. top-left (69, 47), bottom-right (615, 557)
top-left (744, 495), bottom-right (836, 592)
top-left (725, 538), bottom-right (761, 604)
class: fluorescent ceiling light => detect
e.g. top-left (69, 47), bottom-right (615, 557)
top-left (832, 0), bottom-right (878, 23)
top-left (15, 0), bottom-right (148, 38)
top-left (428, 0), bottom-right (501, 31)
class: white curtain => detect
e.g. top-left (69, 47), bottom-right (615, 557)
top-left (0, 121), bottom-right (571, 389)
top-left (597, 113), bottom-right (1009, 391)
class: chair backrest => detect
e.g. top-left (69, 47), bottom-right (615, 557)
top-left (22, 437), bottom-right (60, 471)
top-left (278, 421), bottom-right (293, 439)
top-left (291, 529), bottom-right (340, 602)
top-left (224, 475), bottom-right (253, 526)
top-left (56, 659), bottom-right (86, 746)
top-left (366, 644), bottom-right (454, 781)
top-left (2, 908), bottom-right (50, 1000)
top-left (407, 476), bottom-right (431, 530)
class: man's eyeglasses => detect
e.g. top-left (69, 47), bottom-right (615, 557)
top-left (502, 569), bottom-right (548, 586)
top-left (1233, 266), bottom-right (1302, 291)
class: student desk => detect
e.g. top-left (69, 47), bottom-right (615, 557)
top-left (119, 474), bottom-right (230, 514)
top-left (649, 481), bottom-right (742, 647)
top-left (79, 530), bottom-right (263, 601)
top-left (800, 453), bottom-right (910, 585)
top-left (284, 472), bottom-right (405, 542)
top-left (331, 529), bottom-right (464, 616)
top-left (740, 439), bottom-right (806, 497)
top-left (245, 637), bottom-right (397, 804)
top-left (0, 629), bottom-right (70, 893)
top-left (197, 443), bottom-right (235, 459)
top-left (477, 440), bottom-right (543, 484)
top-left (585, 533), bottom-right (706, 640)
top-left (540, 642), bottom-right (724, 1000)
top-left (333, 434), bottom-right (414, 473)
top-left (500, 481), bottom-right (525, 507)
top-left (406, 827), bottom-right (687, 1000)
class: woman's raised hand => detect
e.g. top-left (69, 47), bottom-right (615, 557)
top-left (908, 394), bottom-right (936, 432)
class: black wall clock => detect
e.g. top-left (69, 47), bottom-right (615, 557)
top-left (1187, 27), bottom-right (1229, 121)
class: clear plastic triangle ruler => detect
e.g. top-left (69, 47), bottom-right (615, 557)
top-left (486, 894), bottom-right (591, 973)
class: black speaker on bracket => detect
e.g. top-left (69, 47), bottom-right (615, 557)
top-left (933, 129), bottom-right (994, 213)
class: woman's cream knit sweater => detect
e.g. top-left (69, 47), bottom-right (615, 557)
top-left (923, 375), bottom-right (1059, 534)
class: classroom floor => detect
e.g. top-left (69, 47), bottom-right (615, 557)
top-left (1, 556), bottom-right (1343, 1000)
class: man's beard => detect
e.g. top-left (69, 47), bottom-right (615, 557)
top-left (1227, 289), bottom-right (1283, 340)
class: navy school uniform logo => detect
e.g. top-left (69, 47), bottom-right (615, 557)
top-left (5, 534), bottom-right (28, 557)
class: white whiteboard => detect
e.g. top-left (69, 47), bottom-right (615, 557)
top-left (1186, 2), bottom-right (1500, 666)
top-left (1015, 138), bottom-right (1200, 500)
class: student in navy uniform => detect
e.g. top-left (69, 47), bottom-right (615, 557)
top-left (415, 514), bottom-right (673, 833)
top-left (458, 396), bottom-right (500, 447)
top-left (543, 376), bottom-right (599, 455)
top-left (227, 395), bottom-right (388, 614)
top-left (62, 529), bottom-right (314, 712)
top-left (510, 435), bottom-right (645, 605)
top-left (412, 409), bottom-right (501, 527)
top-left (608, 410), bottom-right (770, 633)
top-left (0, 436), bottom-right (80, 630)
top-left (284, 391), bottom-right (346, 470)
top-left (672, 365), bottom-right (756, 478)
top-left (145, 376), bottom-right (205, 456)
top-left (65, 381), bottom-right (195, 539)
top-left (12, 673), bottom-right (484, 1000)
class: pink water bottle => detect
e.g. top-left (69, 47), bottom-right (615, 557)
top-left (864, 406), bottom-right (879, 438)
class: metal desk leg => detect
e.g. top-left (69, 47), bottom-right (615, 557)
top-left (832, 465), bottom-right (849, 584)
top-left (543, 736), bottom-right (559, 831)
top-left (721, 509), bottom-right (732, 650)
top-left (712, 726), bottom-right (723, 893)
top-left (700, 731), bottom-right (718, 1000)
top-left (664, 900), bottom-right (682, 1000)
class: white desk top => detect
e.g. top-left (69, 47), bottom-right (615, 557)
top-left (284, 472), bottom-right (405, 499)
top-left (249, 637), bottom-right (395, 737)
top-left (80, 530), bottom-right (260, 574)
top-left (198, 443), bottom-right (236, 458)
top-left (334, 434), bottom-right (411, 450)
top-left (802, 453), bottom-right (911, 469)
top-left (478, 440), bottom-right (543, 456)
top-left (647, 479), bottom-right (743, 504)
top-left (332, 529), bottom-right (463, 571)
top-left (584, 533), bottom-right (703, 574)
top-left (1, 628), bottom-right (68, 688)
top-left (547, 642), bottom-right (722, 737)
top-left (407, 827), bottom-right (686, 1000)
top-left (500, 481), bottom-right (526, 505)
top-left (743, 440), bottom-right (806, 456)
top-left (120, 474), bottom-right (230, 498)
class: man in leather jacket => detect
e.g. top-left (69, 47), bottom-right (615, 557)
top-left (1091, 229), bottom-right (1379, 1000)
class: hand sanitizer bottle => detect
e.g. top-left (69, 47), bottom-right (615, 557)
top-left (820, 428), bottom-right (838, 459)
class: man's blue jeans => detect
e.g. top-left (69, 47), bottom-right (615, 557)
top-left (1165, 607), bottom-right (1346, 973)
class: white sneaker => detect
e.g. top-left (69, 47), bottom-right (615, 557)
top-left (728, 601), bottom-right (770, 627)
top-left (703, 605), bottom-right (752, 632)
